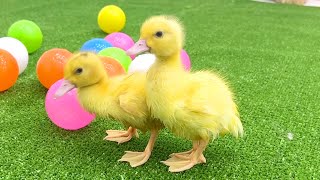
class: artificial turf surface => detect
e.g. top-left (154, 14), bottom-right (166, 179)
top-left (1, 0), bottom-right (320, 179)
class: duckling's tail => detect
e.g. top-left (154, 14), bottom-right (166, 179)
top-left (220, 106), bottom-right (244, 138)
top-left (228, 115), bottom-right (244, 138)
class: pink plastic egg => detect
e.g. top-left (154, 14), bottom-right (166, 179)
top-left (104, 32), bottom-right (135, 59)
top-left (45, 79), bottom-right (95, 130)
top-left (181, 49), bottom-right (191, 71)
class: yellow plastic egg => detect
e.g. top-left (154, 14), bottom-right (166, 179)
top-left (98, 5), bottom-right (126, 34)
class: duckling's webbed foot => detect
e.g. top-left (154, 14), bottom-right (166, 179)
top-left (161, 140), bottom-right (207, 173)
top-left (119, 129), bottom-right (159, 167)
top-left (104, 127), bottom-right (138, 144)
top-left (119, 151), bottom-right (151, 167)
top-left (161, 154), bottom-right (206, 172)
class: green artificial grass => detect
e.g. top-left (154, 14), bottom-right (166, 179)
top-left (1, 0), bottom-right (320, 179)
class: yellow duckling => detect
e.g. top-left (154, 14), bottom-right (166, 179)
top-left (127, 15), bottom-right (244, 172)
top-left (54, 52), bottom-right (163, 167)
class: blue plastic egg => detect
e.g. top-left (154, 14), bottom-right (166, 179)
top-left (80, 38), bottom-right (112, 53)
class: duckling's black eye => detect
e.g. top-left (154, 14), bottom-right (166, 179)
top-left (155, 31), bottom-right (163, 38)
top-left (75, 68), bottom-right (83, 75)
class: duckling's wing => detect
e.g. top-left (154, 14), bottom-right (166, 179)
top-left (119, 93), bottom-right (147, 118)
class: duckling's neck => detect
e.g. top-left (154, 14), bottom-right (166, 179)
top-left (146, 50), bottom-right (185, 120)
top-left (77, 76), bottom-right (112, 114)
top-left (155, 51), bottom-right (184, 70)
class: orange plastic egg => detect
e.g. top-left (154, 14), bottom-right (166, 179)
top-left (0, 49), bottom-right (19, 92)
top-left (99, 56), bottom-right (126, 77)
top-left (36, 48), bottom-right (72, 89)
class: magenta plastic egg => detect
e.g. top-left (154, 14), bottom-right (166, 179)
top-left (45, 79), bottom-right (95, 130)
top-left (181, 49), bottom-right (191, 71)
top-left (104, 32), bottom-right (135, 59)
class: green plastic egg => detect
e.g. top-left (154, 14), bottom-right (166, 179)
top-left (98, 47), bottom-right (131, 71)
top-left (8, 20), bottom-right (43, 54)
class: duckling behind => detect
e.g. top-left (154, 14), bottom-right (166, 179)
top-left (55, 52), bottom-right (163, 167)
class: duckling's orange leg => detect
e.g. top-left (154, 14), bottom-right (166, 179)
top-left (104, 127), bottom-right (139, 144)
top-left (119, 129), bottom-right (159, 167)
top-left (161, 139), bottom-right (208, 173)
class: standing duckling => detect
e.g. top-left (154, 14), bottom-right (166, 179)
top-left (127, 15), bottom-right (244, 172)
top-left (55, 52), bottom-right (163, 167)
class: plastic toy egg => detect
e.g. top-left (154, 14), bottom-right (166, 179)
top-left (128, 54), bottom-right (156, 74)
top-left (80, 38), bottom-right (112, 53)
top-left (7, 20), bottom-right (43, 53)
top-left (98, 47), bottom-right (131, 71)
top-left (100, 56), bottom-right (126, 77)
top-left (0, 37), bottom-right (29, 74)
top-left (181, 49), bottom-right (191, 71)
top-left (37, 48), bottom-right (72, 89)
top-left (104, 32), bottom-right (135, 59)
top-left (0, 49), bottom-right (19, 92)
top-left (98, 5), bottom-right (126, 33)
top-left (45, 79), bottom-right (95, 130)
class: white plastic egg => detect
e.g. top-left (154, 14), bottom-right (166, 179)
top-left (128, 53), bottom-right (156, 74)
top-left (0, 37), bottom-right (29, 74)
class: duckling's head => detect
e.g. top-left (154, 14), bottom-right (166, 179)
top-left (54, 52), bottom-right (107, 97)
top-left (127, 15), bottom-right (185, 58)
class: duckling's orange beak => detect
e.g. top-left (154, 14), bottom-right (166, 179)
top-left (126, 40), bottom-right (149, 56)
top-left (54, 80), bottom-right (76, 99)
